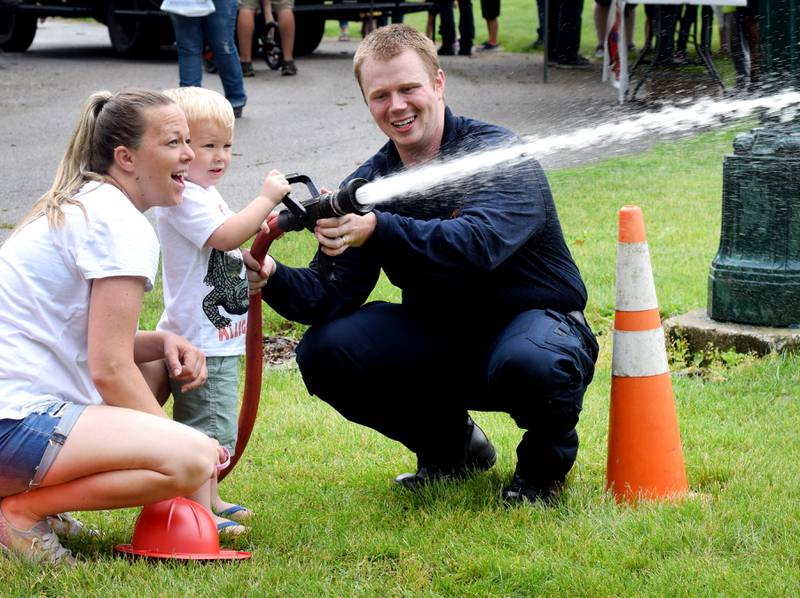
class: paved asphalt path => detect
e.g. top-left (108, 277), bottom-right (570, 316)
top-left (0, 19), bottom-right (630, 242)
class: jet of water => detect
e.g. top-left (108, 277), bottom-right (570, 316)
top-left (355, 90), bottom-right (800, 207)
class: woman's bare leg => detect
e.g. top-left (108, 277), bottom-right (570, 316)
top-left (1, 405), bottom-right (218, 530)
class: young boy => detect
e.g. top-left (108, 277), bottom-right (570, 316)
top-left (155, 86), bottom-right (291, 535)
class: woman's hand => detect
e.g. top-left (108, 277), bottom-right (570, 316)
top-left (242, 249), bottom-right (276, 295)
top-left (162, 332), bottom-right (208, 392)
top-left (315, 212), bottom-right (377, 257)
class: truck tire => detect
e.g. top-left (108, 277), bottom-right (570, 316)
top-left (293, 12), bottom-right (324, 56)
top-left (0, 12), bottom-right (37, 52)
top-left (107, 0), bottom-right (163, 55)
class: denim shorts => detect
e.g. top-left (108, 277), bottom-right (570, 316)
top-left (170, 355), bottom-right (239, 455)
top-left (0, 401), bottom-right (85, 497)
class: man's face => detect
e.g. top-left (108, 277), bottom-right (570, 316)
top-left (359, 50), bottom-right (446, 165)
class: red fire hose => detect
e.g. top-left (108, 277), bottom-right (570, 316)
top-left (215, 176), bottom-right (370, 481)
top-left (217, 213), bottom-right (281, 482)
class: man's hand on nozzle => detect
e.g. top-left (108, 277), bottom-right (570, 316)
top-left (315, 212), bottom-right (377, 257)
top-left (243, 249), bottom-right (276, 295)
top-left (260, 169), bottom-right (292, 210)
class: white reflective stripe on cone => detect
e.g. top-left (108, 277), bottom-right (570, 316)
top-left (616, 242), bottom-right (658, 312)
top-left (612, 328), bottom-right (670, 377)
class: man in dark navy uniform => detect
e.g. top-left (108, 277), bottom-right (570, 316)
top-left (247, 24), bottom-right (598, 505)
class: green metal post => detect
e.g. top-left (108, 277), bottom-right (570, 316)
top-left (707, 0), bottom-right (800, 327)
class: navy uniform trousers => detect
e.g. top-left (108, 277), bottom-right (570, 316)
top-left (296, 301), bottom-right (599, 485)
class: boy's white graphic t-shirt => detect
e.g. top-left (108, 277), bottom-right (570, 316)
top-left (154, 181), bottom-right (248, 357)
top-left (0, 182), bottom-right (160, 420)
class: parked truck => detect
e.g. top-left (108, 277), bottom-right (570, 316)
top-left (0, 0), bottom-right (432, 56)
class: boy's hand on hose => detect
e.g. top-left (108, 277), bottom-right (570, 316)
top-left (207, 176), bottom-right (288, 252)
top-left (243, 249), bottom-right (276, 295)
top-left (259, 169), bottom-right (292, 209)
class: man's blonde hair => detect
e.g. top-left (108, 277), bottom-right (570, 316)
top-left (353, 24), bottom-right (440, 90)
top-left (163, 86), bottom-right (235, 132)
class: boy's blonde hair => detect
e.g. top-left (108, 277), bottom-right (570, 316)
top-left (163, 86), bottom-right (235, 132)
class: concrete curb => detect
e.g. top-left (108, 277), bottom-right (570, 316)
top-left (664, 308), bottom-right (800, 356)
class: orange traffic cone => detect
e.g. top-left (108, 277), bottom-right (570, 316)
top-left (606, 205), bottom-right (688, 502)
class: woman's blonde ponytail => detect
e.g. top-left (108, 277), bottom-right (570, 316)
top-left (14, 88), bottom-right (173, 233)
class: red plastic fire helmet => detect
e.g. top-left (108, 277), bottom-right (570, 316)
top-left (115, 497), bottom-right (251, 560)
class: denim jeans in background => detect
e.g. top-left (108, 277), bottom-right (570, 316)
top-left (170, 0), bottom-right (247, 109)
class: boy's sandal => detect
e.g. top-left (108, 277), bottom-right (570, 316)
top-left (216, 520), bottom-right (248, 537)
top-left (214, 505), bottom-right (252, 522)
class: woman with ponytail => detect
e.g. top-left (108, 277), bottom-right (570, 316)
top-left (0, 89), bottom-right (223, 565)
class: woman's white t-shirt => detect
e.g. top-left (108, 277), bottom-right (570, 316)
top-left (154, 181), bottom-right (248, 357)
top-left (0, 182), bottom-right (159, 421)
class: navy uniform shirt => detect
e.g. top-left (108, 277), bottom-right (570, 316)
top-left (264, 107), bottom-right (588, 327)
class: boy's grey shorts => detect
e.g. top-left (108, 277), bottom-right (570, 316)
top-left (171, 355), bottom-right (240, 455)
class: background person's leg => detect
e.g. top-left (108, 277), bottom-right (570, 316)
top-left (534, 0), bottom-right (545, 46)
top-left (555, 0), bottom-right (585, 63)
top-left (170, 14), bottom-right (205, 87)
top-left (675, 3), bottom-right (695, 59)
top-left (277, 7), bottom-right (296, 68)
top-left (593, 0), bottom-right (609, 56)
top-left (653, 4), bottom-right (679, 63)
top-left (205, 0), bottom-right (247, 108)
top-left (435, 0), bottom-right (457, 53)
top-left (624, 3), bottom-right (635, 49)
top-left (237, 7), bottom-right (257, 66)
top-left (457, 0), bottom-right (475, 54)
top-left (547, 0), bottom-right (561, 60)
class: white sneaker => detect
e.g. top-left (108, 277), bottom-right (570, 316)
top-left (594, 45), bottom-right (604, 59)
top-left (47, 512), bottom-right (100, 538)
top-left (0, 508), bottom-right (76, 565)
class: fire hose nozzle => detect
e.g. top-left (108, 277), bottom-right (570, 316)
top-left (317, 177), bottom-right (372, 218)
top-left (279, 175), bottom-right (371, 232)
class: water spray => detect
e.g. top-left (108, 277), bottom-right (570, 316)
top-left (354, 90), bottom-right (800, 207)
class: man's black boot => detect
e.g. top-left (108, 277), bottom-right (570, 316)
top-left (501, 472), bottom-right (563, 507)
top-left (394, 416), bottom-right (496, 490)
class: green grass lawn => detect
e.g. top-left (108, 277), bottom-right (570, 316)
top-left (3, 123), bottom-right (798, 595)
